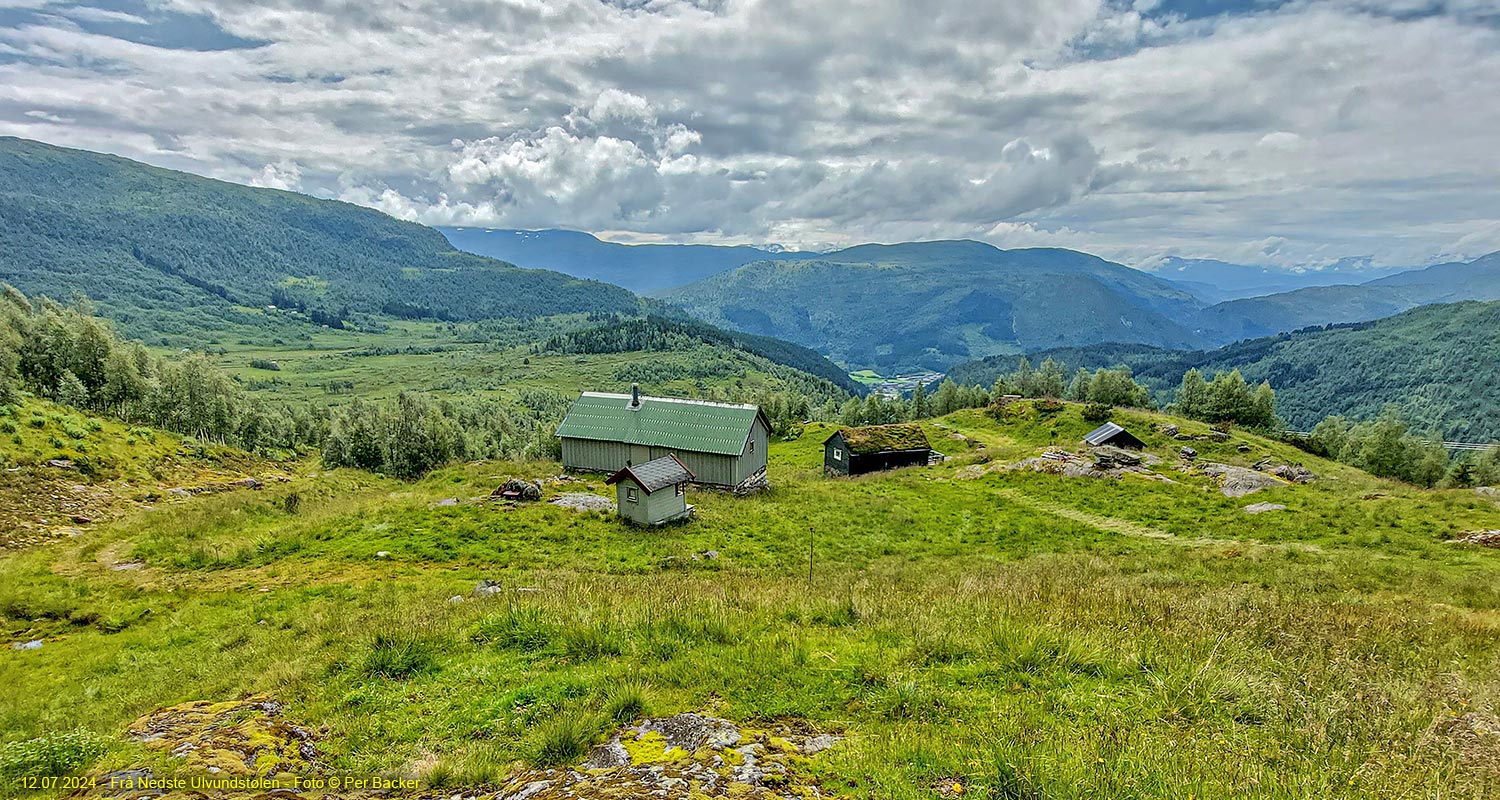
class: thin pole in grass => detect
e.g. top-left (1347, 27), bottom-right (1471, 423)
top-left (807, 525), bottom-right (815, 593)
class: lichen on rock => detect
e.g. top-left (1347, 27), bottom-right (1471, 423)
top-left (502, 712), bottom-right (841, 799)
top-left (126, 697), bottom-right (319, 778)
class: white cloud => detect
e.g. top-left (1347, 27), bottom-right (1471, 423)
top-left (0, 0), bottom-right (1497, 267)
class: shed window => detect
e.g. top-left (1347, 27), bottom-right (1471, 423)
top-left (626, 487), bottom-right (638, 503)
top-left (675, 483), bottom-right (684, 496)
top-left (833, 448), bottom-right (843, 461)
top-left (748, 440), bottom-right (755, 453)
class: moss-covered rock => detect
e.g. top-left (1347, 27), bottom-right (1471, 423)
top-left (126, 697), bottom-right (319, 778)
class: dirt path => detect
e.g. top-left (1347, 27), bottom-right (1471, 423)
top-left (991, 487), bottom-right (1231, 546)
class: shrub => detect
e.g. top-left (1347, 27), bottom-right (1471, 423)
top-left (471, 605), bottom-right (554, 653)
top-left (0, 730), bottom-right (107, 779)
top-left (1034, 399), bottom-right (1064, 416)
top-left (361, 633), bottom-right (439, 679)
top-left (1081, 402), bottom-right (1114, 423)
top-left (603, 679), bottom-right (650, 723)
top-left (528, 714), bottom-right (601, 766)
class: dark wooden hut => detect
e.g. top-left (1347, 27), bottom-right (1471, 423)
top-left (1083, 421), bottom-right (1145, 450)
top-left (823, 423), bottom-right (935, 476)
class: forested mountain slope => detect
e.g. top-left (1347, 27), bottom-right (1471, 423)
top-left (950, 301), bottom-right (1500, 440)
top-left (661, 240), bottom-right (1206, 372)
top-left (0, 137), bottom-right (641, 336)
top-left (438, 227), bottom-right (804, 294)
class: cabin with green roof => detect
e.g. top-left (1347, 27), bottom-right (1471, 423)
top-left (556, 386), bottom-right (771, 491)
top-left (824, 423), bottom-right (936, 476)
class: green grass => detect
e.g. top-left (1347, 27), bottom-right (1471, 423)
top-left (1, 403), bottom-right (1498, 798)
top-left (190, 316), bottom-right (835, 406)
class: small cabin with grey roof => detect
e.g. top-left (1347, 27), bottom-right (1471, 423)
top-left (1083, 421), bottom-right (1145, 450)
top-left (556, 386), bottom-right (770, 491)
top-left (606, 454), bottom-right (695, 526)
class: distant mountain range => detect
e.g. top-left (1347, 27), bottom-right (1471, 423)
top-left (660, 241), bottom-right (1208, 372)
top-left (440, 228), bottom-right (1499, 374)
top-left (948, 301), bottom-right (1500, 441)
top-left (437, 228), bottom-right (805, 294)
top-left (1147, 256), bottom-right (1409, 303)
top-left (655, 242), bottom-right (1500, 372)
top-left (1195, 252), bottom-right (1500, 342)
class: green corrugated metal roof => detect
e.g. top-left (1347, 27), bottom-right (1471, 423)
top-left (556, 393), bottom-right (762, 456)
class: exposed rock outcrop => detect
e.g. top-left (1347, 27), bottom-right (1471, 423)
top-left (1200, 463), bottom-right (1282, 498)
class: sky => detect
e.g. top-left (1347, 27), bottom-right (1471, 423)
top-left (2, 0), bottom-right (1499, 270)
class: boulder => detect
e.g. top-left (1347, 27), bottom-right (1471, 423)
top-left (548, 493), bottom-right (616, 512)
top-left (1476, 487), bottom-right (1499, 498)
top-left (1158, 424), bottom-right (1180, 437)
top-left (491, 478), bottom-right (543, 501)
top-left (232, 478), bottom-right (264, 490)
top-left (1179, 447), bottom-right (1198, 460)
top-left (472, 579), bottom-right (504, 598)
top-left (1201, 462), bottom-right (1281, 498)
top-left (1252, 459), bottom-right (1316, 484)
top-left (1090, 446), bottom-right (1142, 469)
top-left (1244, 503), bottom-right (1287, 514)
top-left (1448, 530), bottom-right (1500, 548)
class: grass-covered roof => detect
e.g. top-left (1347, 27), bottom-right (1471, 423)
top-left (831, 423), bottom-right (931, 455)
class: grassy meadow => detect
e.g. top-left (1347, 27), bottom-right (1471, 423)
top-left (193, 312), bottom-right (825, 406)
top-left (2, 403), bottom-right (1499, 798)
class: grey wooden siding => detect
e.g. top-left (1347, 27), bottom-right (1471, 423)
top-left (614, 479), bottom-right (686, 525)
top-left (561, 417), bottom-right (769, 488)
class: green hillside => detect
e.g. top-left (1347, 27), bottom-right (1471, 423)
top-left (950, 301), bottom-right (1500, 440)
top-left (2, 402), bottom-right (1498, 798)
top-left (660, 241), bottom-right (1206, 372)
top-left (0, 137), bottom-right (641, 338)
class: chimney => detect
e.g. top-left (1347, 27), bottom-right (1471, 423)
top-left (629, 383), bottom-right (641, 410)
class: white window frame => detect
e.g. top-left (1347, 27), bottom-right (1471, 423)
top-left (675, 483), bottom-right (684, 497)
top-left (833, 448), bottom-right (843, 461)
top-left (626, 486), bottom-right (638, 503)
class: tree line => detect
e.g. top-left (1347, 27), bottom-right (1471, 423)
top-left (0, 286), bottom-right (570, 478)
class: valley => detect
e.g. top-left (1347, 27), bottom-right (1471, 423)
top-left (1, 135), bottom-right (1499, 800)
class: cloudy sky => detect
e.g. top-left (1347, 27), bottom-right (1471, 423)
top-left (2, 0), bottom-right (1499, 268)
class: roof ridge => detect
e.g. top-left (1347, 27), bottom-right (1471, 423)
top-left (579, 391), bottom-right (759, 411)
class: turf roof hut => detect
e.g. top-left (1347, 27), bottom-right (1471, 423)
top-left (556, 387), bottom-right (771, 491)
top-left (823, 423), bottom-right (936, 476)
top-left (606, 455), bottom-right (695, 526)
top-left (1083, 421), bottom-right (1146, 450)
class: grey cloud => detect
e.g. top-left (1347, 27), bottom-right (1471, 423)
top-left (0, 0), bottom-right (1498, 265)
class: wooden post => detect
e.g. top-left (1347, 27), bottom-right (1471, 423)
top-left (807, 525), bottom-right (815, 592)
